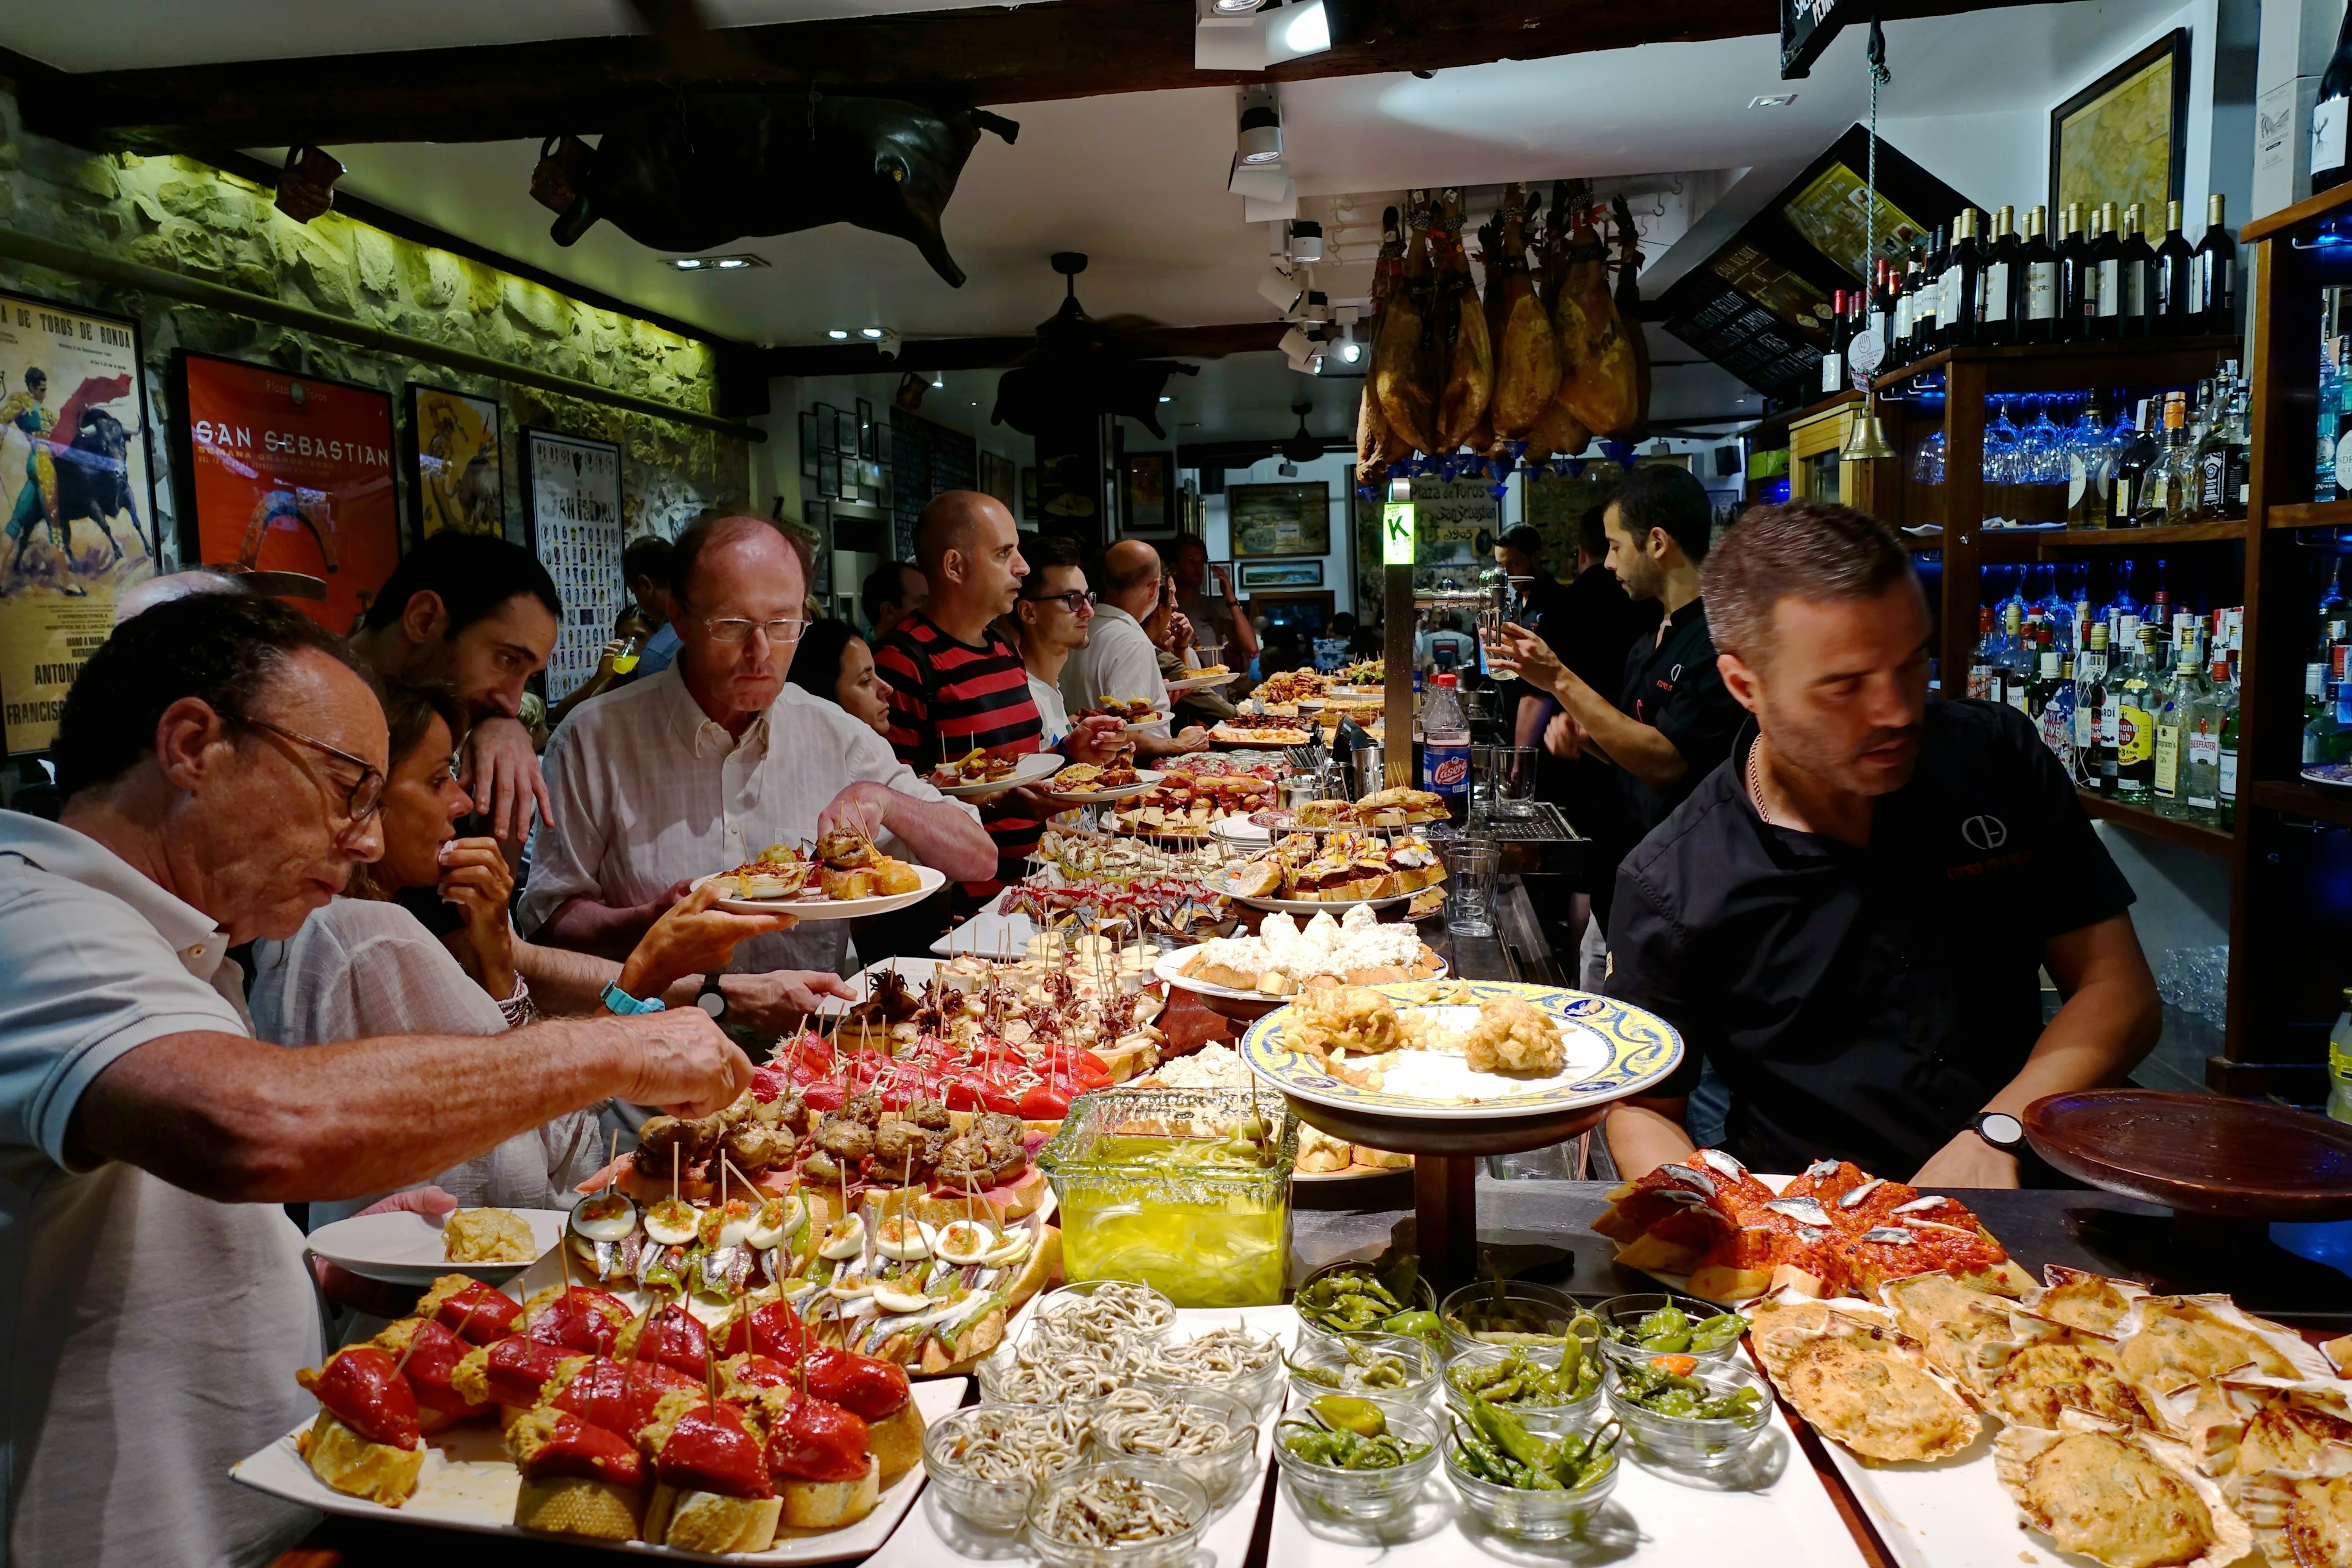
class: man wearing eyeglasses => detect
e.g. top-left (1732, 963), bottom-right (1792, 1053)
top-left (1014, 535), bottom-right (1097, 748)
top-left (521, 514), bottom-right (997, 1006)
top-left (0, 593), bottom-right (753, 1568)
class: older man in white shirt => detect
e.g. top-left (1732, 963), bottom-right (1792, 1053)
top-left (522, 515), bottom-right (996, 1003)
top-left (1058, 539), bottom-right (1208, 759)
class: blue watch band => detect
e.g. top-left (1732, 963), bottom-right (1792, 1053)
top-left (602, 981), bottom-right (667, 1015)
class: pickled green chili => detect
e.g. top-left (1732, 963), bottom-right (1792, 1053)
top-left (1447, 1398), bottom-right (1619, 1491)
top-left (1276, 1399), bottom-right (1431, 1470)
top-left (1611, 1358), bottom-right (1765, 1421)
top-left (1284, 1337), bottom-right (1418, 1392)
top-left (1446, 1344), bottom-right (1600, 1408)
top-left (1605, 1303), bottom-right (1749, 1356)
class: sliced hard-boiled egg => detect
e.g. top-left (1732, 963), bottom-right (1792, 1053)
top-left (775, 1278), bottom-right (818, 1302)
top-left (935, 1220), bottom-right (995, 1265)
top-left (818, 1212), bottom-right (867, 1260)
top-left (874, 1216), bottom-right (935, 1261)
top-left (826, 1272), bottom-right (873, 1302)
top-left (571, 1191), bottom-right (639, 1243)
top-left (644, 1197), bottom-right (699, 1247)
top-left (745, 1195), bottom-right (805, 1251)
top-left (873, 1284), bottom-right (933, 1314)
top-left (709, 1199), bottom-right (756, 1253)
top-left (981, 1227), bottom-right (1034, 1268)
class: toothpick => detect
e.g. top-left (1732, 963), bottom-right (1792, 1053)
top-left (671, 1141), bottom-right (680, 1206)
top-left (389, 1319), bottom-right (426, 1381)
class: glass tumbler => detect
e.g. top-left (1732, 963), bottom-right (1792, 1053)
top-left (1497, 746), bottom-right (1538, 817)
top-left (1442, 839), bottom-right (1500, 937)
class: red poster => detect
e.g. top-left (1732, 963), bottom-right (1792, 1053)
top-left (177, 353), bottom-right (399, 634)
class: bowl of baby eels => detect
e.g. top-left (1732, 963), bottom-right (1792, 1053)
top-left (1285, 1331), bottom-right (1440, 1406)
top-left (1087, 1388), bottom-right (1260, 1506)
top-left (1445, 1397), bottom-right (1622, 1542)
top-left (1295, 1260), bottom-right (1442, 1349)
top-left (1025, 1460), bottom-right (1208, 1568)
top-left (1272, 1395), bottom-right (1441, 1523)
top-left (1033, 1280), bottom-right (1180, 1343)
top-left (1442, 1338), bottom-right (1604, 1438)
top-left (923, 1402), bottom-right (1091, 1532)
top-left (1438, 1278), bottom-right (1583, 1359)
top-left (1604, 1354), bottom-right (1773, 1471)
top-left (1593, 1293), bottom-right (1750, 1367)
top-left (1129, 1323), bottom-right (1286, 1421)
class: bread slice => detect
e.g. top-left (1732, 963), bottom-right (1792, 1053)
top-left (864, 1404), bottom-right (927, 1483)
top-left (1351, 1144), bottom-right (1412, 1170)
top-left (1686, 1262), bottom-right (1776, 1303)
top-left (781, 1457), bottom-right (881, 1528)
top-left (1231, 861), bottom-right (1284, 899)
top-left (647, 1486), bottom-right (782, 1554)
top-left (514, 1474), bottom-right (644, 1540)
top-left (297, 1410), bottom-right (424, 1507)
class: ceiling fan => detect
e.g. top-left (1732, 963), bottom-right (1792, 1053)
top-left (1280, 400), bottom-right (1324, 466)
top-left (990, 253), bottom-right (1199, 440)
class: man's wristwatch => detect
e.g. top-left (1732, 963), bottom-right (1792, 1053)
top-left (1970, 1110), bottom-right (2026, 1153)
top-left (696, 973), bottom-right (728, 1022)
top-left (601, 981), bottom-right (667, 1016)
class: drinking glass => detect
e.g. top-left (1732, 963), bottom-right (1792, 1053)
top-left (1982, 398), bottom-right (2021, 486)
top-left (1468, 745), bottom-right (1498, 826)
top-left (1910, 428), bottom-right (1947, 486)
top-left (1442, 840), bottom-right (1500, 938)
top-left (2024, 396), bottom-right (2067, 484)
top-left (1496, 746), bottom-right (1539, 817)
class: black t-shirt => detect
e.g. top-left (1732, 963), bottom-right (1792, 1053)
top-left (1616, 597), bottom-right (1742, 838)
top-left (1603, 699), bottom-right (2136, 1175)
top-left (1526, 569), bottom-right (1657, 873)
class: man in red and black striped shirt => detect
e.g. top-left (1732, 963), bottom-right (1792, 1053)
top-left (873, 491), bottom-right (1121, 905)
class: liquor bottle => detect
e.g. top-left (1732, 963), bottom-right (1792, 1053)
top-left (2034, 636), bottom-right (2073, 758)
top-left (2324, 336), bottom-right (2348, 503)
top-left (1980, 206), bottom-right (2018, 347)
top-left (2153, 648), bottom-right (2205, 816)
top-left (2215, 654), bottom-right (2239, 829)
top-left (2309, 663), bottom-right (2352, 764)
top-left (2192, 370), bottom-right (2243, 521)
top-left (2135, 393), bottom-right (2184, 526)
top-left (2115, 627), bottom-right (2160, 799)
top-left (2163, 391), bottom-right (2203, 526)
top-left (2109, 399), bottom-right (2158, 526)
top-left (2067, 398), bottom-right (2110, 526)
top-left (2086, 203), bottom-right (2121, 341)
top-left (2315, 0), bottom-right (2352, 194)
top-left (2057, 203), bottom-right (2092, 343)
top-left (2021, 205), bottom-right (2059, 344)
top-left (2193, 194), bottom-right (2235, 334)
top-left (1943, 208), bottom-right (1981, 349)
top-left (1868, 259), bottom-right (1894, 350)
top-left (2117, 203), bottom-right (2158, 339)
top-left (1821, 288), bottom-right (1849, 396)
top-left (1967, 606), bottom-right (1996, 700)
top-left (2074, 621), bottom-right (2110, 786)
top-left (2155, 200), bottom-right (2197, 336)
top-left (2182, 650), bottom-right (2230, 826)
top-left (1917, 228), bottom-right (1944, 354)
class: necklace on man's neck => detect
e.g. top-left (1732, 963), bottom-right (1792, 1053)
top-left (1746, 742), bottom-right (1773, 824)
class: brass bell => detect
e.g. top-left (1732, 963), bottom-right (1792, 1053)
top-left (1840, 398), bottom-right (1898, 462)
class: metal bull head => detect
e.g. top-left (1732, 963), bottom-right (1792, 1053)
top-left (550, 92), bottom-right (1018, 287)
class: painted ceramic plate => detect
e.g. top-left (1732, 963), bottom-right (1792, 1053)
top-left (1240, 980), bottom-right (1684, 1121)
top-left (2303, 764), bottom-right (2352, 790)
top-left (928, 750), bottom-right (1064, 797)
top-left (691, 864), bottom-right (947, 920)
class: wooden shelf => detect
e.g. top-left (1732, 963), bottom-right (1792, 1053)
top-left (2078, 790), bottom-right (2235, 856)
top-left (2263, 499), bottom-right (2352, 531)
top-left (2246, 778), bottom-right (2352, 827)
top-left (1977, 520), bottom-right (2249, 556)
top-left (1872, 335), bottom-right (2244, 393)
top-left (2241, 179), bottom-right (2352, 244)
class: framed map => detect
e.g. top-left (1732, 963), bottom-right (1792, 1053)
top-left (1228, 481), bottom-right (1329, 557)
top-left (2051, 30), bottom-right (2188, 224)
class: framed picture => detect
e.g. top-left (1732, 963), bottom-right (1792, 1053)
top-left (817, 451), bottom-right (841, 503)
top-left (856, 399), bottom-right (877, 461)
top-left (981, 451), bottom-right (1016, 508)
top-left (1227, 481), bottom-right (1330, 557)
top-left (521, 428), bottom-right (624, 704)
top-left (834, 408), bottom-right (858, 458)
top-left (2050, 29), bottom-right (2188, 224)
top-left (1020, 466), bottom-right (1037, 521)
top-left (173, 350), bottom-right (399, 637)
top-left (799, 411), bottom-right (820, 478)
top-left (0, 290), bottom-right (159, 753)
top-left (1120, 451), bottom-right (1175, 535)
top-left (406, 384), bottom-right (503, 541)
top-left (1240, 560), bottom-right (1322, 589)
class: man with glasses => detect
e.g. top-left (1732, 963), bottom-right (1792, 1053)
top-left (0, 594), bottom-right (751, 1568)
top-left (1059, 538), bottom-right (1210, 758)
top-left (522, 514), bottom-right (996, 997)
top-left (1014, 535), bottom-right (1098, 747)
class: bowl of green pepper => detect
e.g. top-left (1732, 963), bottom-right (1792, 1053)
top-left (1593, 1292), bottom-right (1750, 1367)
top-left (1438, 1278), bottom-right (1581, 1359)
top-left (1294, 1260), bottom-right (1443, 1351)
top-left (1272, 1395), bottom-right (1441, 1522)
top-left (1284, 1332), bottom-right (1441, 1408)
top-left (1604, 1354), bottom-right (1773, 1470)
top-left (1442, 1341), bottom-right (1603, 1437)
top-left (1443, 1396), bottom-right (1621, 1542)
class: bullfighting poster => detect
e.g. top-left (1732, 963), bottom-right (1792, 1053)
top-left (407, 383), bottom-right (505, 541)
top-left (0, 292), bottom-right (157, 755)
top-left (523, 428), bottom-right (624, 703)
top-left (175, 352), bottom-right (399, 637)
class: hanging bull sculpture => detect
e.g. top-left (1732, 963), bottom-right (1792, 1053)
top-left (546, 92), bottom-right (1018, 287)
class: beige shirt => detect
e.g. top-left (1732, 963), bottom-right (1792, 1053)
top-left (1058, 606), bottom-right (1171, 739)
top-left (0, 812), bottom-right (322, 1568)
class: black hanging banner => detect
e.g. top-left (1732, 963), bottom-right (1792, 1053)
top-left (1781, 0), bottom-right (1868, 79)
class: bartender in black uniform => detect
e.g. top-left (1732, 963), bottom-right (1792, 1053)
top-left (1600, 500), bottom-right (2160, 1189)
top-left (1488, 466), bottom-right (1743, 987)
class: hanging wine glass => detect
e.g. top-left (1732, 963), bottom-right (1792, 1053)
top-left (1983, 396), bottom-right (2021, 486)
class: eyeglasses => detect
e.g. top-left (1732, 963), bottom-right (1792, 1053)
top-left (1022, 589), bottom-right (1098, 613)
top-left (699, 615), bottom-right (808, 646)
top-left (241, 717), bottom-right (386, 828)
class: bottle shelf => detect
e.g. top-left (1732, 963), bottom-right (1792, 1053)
top-left (2076, 789), bottom-right (2236, 856)
top-left (1871, 334), bottom-right (2243, 393)
top-left (2262, 500), bottom-right (2352, 532)
top-left (2245, 778), bottom-right (2352, 829)
top-left (1975, 520), bottom-right (2250, 556)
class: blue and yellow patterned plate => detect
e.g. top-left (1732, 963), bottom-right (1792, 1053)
top-left (1239, 980), bottom-right (1684, 1121)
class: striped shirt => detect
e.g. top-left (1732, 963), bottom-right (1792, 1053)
top-left (873, 611), bottom-right (1047, 900)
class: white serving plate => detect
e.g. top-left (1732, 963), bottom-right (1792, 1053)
top-left (1035, 769), bottom-right (1166, 805)
top-left (1218, 879), bottom-right (1418, 917)
top-left (1210, 728), bottom-right (1317, 749)
top-left (864, 1303), bottom-right (1294, 1568)
top-left (306, 1208), bottom-right (569, 1286)
top-left (929, 752), bottom-right (1065, 798)
top-left (692, 865), bottom-right (948, 921)
top-left (928, 910), bottom-right (1039, 959)
top-left (1264, 1360), bottom-right (1867, 1568)
top-left (1166, 670), bottom-right (1240, 693)
top-left (1809, 1419), bottom-right (2034, 1568)
top-left (230, 1378), bottom-right (967, 1564)
top-left (1152, 947), bottom-right (1447, 1005)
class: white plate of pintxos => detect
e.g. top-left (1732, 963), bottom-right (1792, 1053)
top-left (1164, 667), bottom-right (1238, 693)
top-left (695, 836), bottom-right (949, 921)
top-left (1033, 764), bottom-right (1164, 805)
top-left (307, 1207), bottom-right (570, 1286)
top-left (925, 749), bottom-right (1064, 798)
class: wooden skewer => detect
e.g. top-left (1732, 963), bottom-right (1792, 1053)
top-left (603, 1127), bottom-right (621, 1196)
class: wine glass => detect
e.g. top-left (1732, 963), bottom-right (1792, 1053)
top-left (1983, 398), bottom-right (2021, 487)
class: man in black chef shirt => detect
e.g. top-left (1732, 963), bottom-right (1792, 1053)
top-left (1601, 499), bottom-right (2160, 1188)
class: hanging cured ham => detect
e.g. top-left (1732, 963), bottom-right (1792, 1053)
top-left (1432, 189), bottom-right (1494, 454)
top-left (1356, 208), bottom-right (1406, 481)
top-left (1611, 194), bottom-right (1654, 440)
top-left (1488, 186), bottom-right (1561, 443)
top-left (1521, 189), bottom-right (1591, 464)
top-left (1551, 205), bottom-right (1645, 440)
top-left (1371, 192), bottom-right (1441, 456)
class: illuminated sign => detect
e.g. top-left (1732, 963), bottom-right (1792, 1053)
top-left (1382, 501), bottom-right (1415, 565)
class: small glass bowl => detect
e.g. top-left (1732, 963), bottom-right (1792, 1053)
top-left (1605, 1355), bottom-right (1775, 1471)
top-left (1438, 1279), bottom-right (1582, 1359)
top-left (1031, 1280), bottom-right (1180, 1341)
top-left (1086, 1389), bottom-right (1260, 1506)
top-left (1444, 1436), bottom-right (1619, 1542)
top-left (1129, 1326), bottom-right (1287, 1422)
top-left (1025, 1459), bottom-right (1208, 1568)
top-left (1442, 1342), bottom-right (1603, 1437)
top-left (976, 1340), bottom-right (1134, 1406)
top-left (921, 1402), bottom-right (1090, 1532)
top-left (1592, 1292), bottom-right (1746, 1368)
top-left (1295, 1261), bottom-right (1438, 1346)
top-left (1271, 1396), bottom-right (1442, 1523)
top-left (1284, 1332), bottom-right (1441, 1408)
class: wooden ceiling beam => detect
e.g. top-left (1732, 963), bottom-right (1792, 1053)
top-left (760, 321), bottom-right (1288, 377)
top-left (9, 0), bottom-right (2064, 156)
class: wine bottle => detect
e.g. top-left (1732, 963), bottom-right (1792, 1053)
top-left (2110, 399), bottom-right (2159, 527)
top-left (2193, 193), bottom-right (2234, 334)
top-left (1822, 289), bottom-right (1849, 396)
top-left (1943, 209), bottom-right (1981, 349)
top-left (1980, 206), bottom-right (2018, 347)
top-left (2057, 202), bottom-right (2091, 343)
top-left (1892, 251), bottom-right (1919, 365)
top-left (2155, 199), bottom-right (2196, 336)
top-left (2314, 0), bottom-right (2352, 193)
top-left (2021, 205), bottom-right (2059, 344)
top-left (2087, 202), bottom-right (2122, 342)
top-left (2118, 203), bottom-right (2158, 339)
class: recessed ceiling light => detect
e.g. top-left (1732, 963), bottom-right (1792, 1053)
top-left (666, 253), bottom-right (767, 270)
top-left (1749, 94), bottom-right (1798, 108)
top-left (859, 326), bottom-right (886, 340)
top-left (1159, 395), bottom-right (1174, 403)
top-left (827, 329), bottom-right (851, 340)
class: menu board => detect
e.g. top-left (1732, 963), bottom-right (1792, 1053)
top-left (175, 352), bottom-right (398, 636)
top-left (523, 428), bottom-right (625, 703)
top-left (0, 292), bottom-right (156, 753)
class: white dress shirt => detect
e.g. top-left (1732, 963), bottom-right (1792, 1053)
top-left (0, 811), bottom-right (321, 1568)
top-left (1058, 605), bottom-right (1170, 737)
top-left (1027, 673), bottom-right (1071, 750)
top-left (519, 666), bottom-right (979, 976)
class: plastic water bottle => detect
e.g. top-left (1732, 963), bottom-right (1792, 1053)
top-left (2330, 989), bottom-right (2352, 1125)
top-left (1420, 673), bottom-right (1472, 823)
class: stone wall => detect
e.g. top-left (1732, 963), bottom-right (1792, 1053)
top-left (0, 84), bottom-right (748, 562)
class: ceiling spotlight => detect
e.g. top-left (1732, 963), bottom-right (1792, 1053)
top-left (874, 329), bottom-right (905, 361)
top-left (827, 328), bottom-right (851, 339)
top-left (1334, 320), bottom-right (1365, 365)
top-left (1279, 0), bottom-right (1329, 56)
top-left (1257, 265), bottom-right (1303, 312)
top-left (1299, 290), bottom-right (1330, 323)
top-left (1237, 86), bottom-right (1284, 165)
top-left (1213, 0), bottom-right (1262, 12)
top-left (1197, 0), bottom-right (1330, 69)
top-left (1749, 93), bottom-right (1798, 108)
top-left (859, 326), bottom-right (886, 339)
top-left (1287, 219), bottom-right (1324, 263)
top-left (1159, 394), bottom-right (1174, 403)
top-left (673, 257), bottom-right (709, 270)
top-left (668, 253), bottom-right (767, 271)
top-left (1278, 459), bottom-right (1300, 477)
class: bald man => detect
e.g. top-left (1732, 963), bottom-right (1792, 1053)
top-left (1059, 539), bottom-right (1210, 758)
top-left (872, 492), bottom-right (1123, 903)
top-left (111, 568), bottom-right (249, 625)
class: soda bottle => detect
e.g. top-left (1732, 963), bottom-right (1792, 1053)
top-left (1420, 673), bottom-right (1472, 823)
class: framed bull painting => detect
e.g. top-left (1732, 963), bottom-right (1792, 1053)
top-left (0, 291), bottom-right (159, 754)
top-left (407, 384), bottom-right (505, 542)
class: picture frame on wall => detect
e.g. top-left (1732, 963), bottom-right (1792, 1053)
top-left (817, 451), bottom-right (841, 503)
top-left (405, 383), bottom-right (504, 542)
top-left (1119, 451), bottom-right (1175, 535)
top-left (980, 451), bottom-right (1017, 508)
top-left (799, 410), bottom-right (820, 478)
top-left (834, 408), bottom-right (858, 458)
top-left (1227, 481), bottom-right (1331, 557)
top-left (521, 427), bottom-right (624, 704)
top-left (856, 399), bottom-right (877, 461)
top-left (1240, 559), bottom-right (1322, 589)
top-left (2049, 29), bottom-right (2188, 224)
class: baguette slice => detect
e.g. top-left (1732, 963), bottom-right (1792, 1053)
top-left (781, 1457), bottom-right (881, 1528)
top-left (865, 1404), bottom-right (929, 1483)
top-left (647, 1485), bottom-right (782, 1554)
top-left (297, 1410), bottom-right (424, 1507)
top-left (513, 1474), bottom-right (644, 1540)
